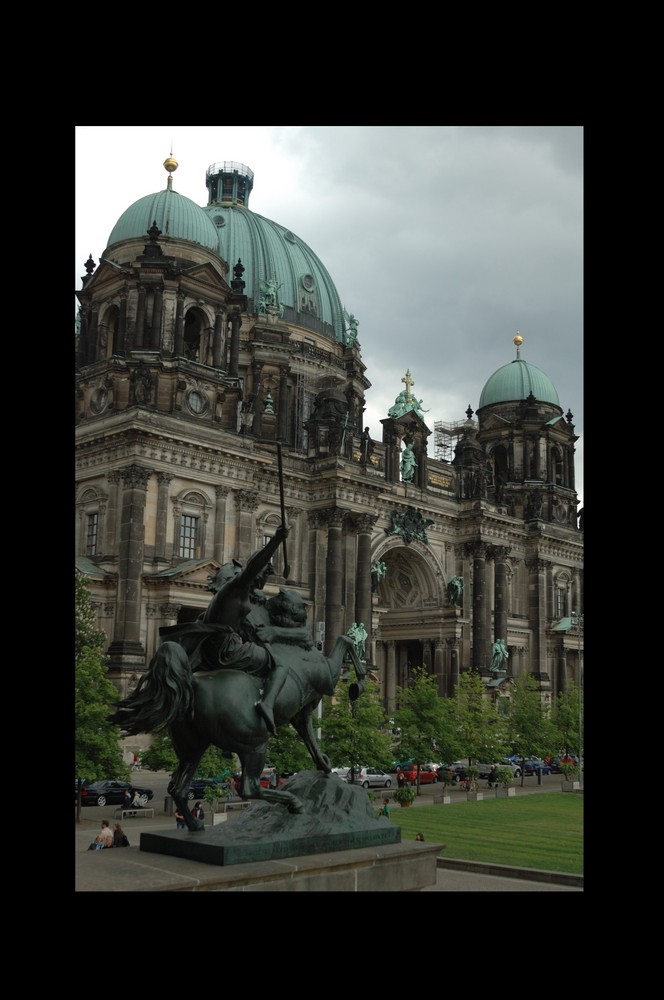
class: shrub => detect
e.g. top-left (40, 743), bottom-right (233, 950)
top-left (394, 785), bottom-right (417, 804)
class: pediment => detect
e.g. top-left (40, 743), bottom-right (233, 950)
top-left (147, 559), bottom-right (221, 592)
top-left (481, 411), bottom-right (514, 432)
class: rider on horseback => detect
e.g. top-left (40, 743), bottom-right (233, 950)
top-left (160, 525), bottom-right (306, 736)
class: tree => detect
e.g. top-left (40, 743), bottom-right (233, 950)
top-left (452, 670), bottom-right (508, 764)
top-left (505, 674), bottom-right (558, 785)
top-left (140, 731), bottom-right (237, 779)
top-left (75, 571), bottom-right (128, 820)
top-left (319, 679), bottom-right (392, 779)
top-left (550, 681), bottom-right (583, 758)
top-left (267, 723), bottom-right (314, 776)
top-left (393, 667), bottom-right (461, 791)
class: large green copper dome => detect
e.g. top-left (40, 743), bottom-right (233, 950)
top-left (203, 161), bottom-right (344, 341)
top-left (107, 187), bottom-right (221, 254)
top-left (479, 345), bottom-right (560, 409)
top-left (104, 158), bottom-right (346, 342)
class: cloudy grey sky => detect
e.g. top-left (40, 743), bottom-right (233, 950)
top-left (75, 125), bottom-right (583, 505)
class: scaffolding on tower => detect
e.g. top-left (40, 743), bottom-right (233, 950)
top-left (434, 419), bottom-right (471, 462)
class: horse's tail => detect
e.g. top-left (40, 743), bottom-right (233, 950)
top-left (108, 641), bottom-right (195, 735)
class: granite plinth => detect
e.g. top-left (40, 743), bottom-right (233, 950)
top-left (141, 770), bottom-right (400, 867)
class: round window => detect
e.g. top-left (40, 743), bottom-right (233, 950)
top-left (188, 390), bottom-right (206, 414)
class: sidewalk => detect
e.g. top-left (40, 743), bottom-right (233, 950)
top-left (75, 778), bottom-right (583, 892)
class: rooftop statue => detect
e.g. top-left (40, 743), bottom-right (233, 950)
top-left (343, 308), bottom-right (359, 346)
top-left (388, 370), bottom-right (429, 421)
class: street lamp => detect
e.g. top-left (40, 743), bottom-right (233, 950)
top-left (571, 611), bottom-right (583, 787)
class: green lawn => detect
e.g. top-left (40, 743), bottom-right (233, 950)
top-left (388, 793), bottom-right (583, 874)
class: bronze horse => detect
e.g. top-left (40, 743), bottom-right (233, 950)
top-left (110, 622), bottom-right (365, 831)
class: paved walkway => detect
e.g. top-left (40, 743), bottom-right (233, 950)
top-left (75, 775), bottom-right (583, 892)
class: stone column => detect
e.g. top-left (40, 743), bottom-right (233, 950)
top-left (465, 540), bottom-right (489, 670)
top-left (491, 545), bottom-right (511, 645)
top-left (323, 507), bottom-right (347, 654)
top-left (229, 310), bottom-right (241, 377)
top-left (151, 285), bottom-right (163, 349)
top-left (135, 286), bottom-right (146, 348)
top-left (307, 510), bottom-right (327, 641)
top-left (385, 640), bottom-right (397, 712)
top-left (87, 302), bottom-right (99, 365)
top-left (213, 485), bottom-right (230, 564)
top-left (154, 473), bottom-right (173, 563)
top-left (106, 465), bottom-right (150, 667)
top-left (118, 287), bottom-right (128, 357)
top-left (567, 443), bottom-right (576, 491)
top-left (251, 362), bottom-right (263, 436)
top-left (278, 366), bottom-right (290, 442)
top-left (173, 292), bottom-right (185, 357)
top-left (286, 506), bottom-right (301, 583)
top-left (212, 309), bottom-right (225, 368)
top-left (77, 304), bottom-right (90, 369)
top-left (105, 471), bottom-right (120, 556)
top-left (353, 513), bottom-right (376, 658)
top-left (445, 637), bottom-right (459, 698)
top-left (234, 490), bottom-right (259, 562)
top-left (525, 557), bottom-right (549, 678)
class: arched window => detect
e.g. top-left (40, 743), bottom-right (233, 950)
top-left (184, 311), bottom-right (203, 361)
top-left (553, 570), bottom-right (571, 619)
top-left (76, 487), bottom-right (107, 557)
top-left (260, 512), bottom-right (285, 577)
top-left (175, 491), bottom-right (210, 560)
top-left (553, 446), bottom-right (565, 486)
top-left (492, 445), bottom-right (509, 484)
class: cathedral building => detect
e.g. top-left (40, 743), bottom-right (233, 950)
top-left (75, 155), bottom-right (583, 710)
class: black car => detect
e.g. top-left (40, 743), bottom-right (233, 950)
top-left (75, 779), bottom-right (154, 807)
top-left (187, 778), bottom-right (223, 800)
top-left (438, 762), bottom-right (467, 782)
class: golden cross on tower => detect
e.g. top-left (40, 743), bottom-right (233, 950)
top-left (401, 369), bottom-right (415, 403)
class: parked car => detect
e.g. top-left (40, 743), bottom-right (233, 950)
top-left (187, 777), bottom-right (222, 800)
top-left (75, 779), bottom-right (154, 807)
top-left (518, 758), bottom-right (552, 775)
top-left (438, 762), bottom-right (467, 782)
top-left (396, 763), bottom-right (439, 784)
top-left (331, 767), bottom-right (351, 781)
top-left (259, 768), bottom-right (286, 788)
top-left (477, 759), bottom-right (522, 779)
top-left (549, 754), bottom-right (579, 773)
top-left (346, 767), bottom-right (393, 789)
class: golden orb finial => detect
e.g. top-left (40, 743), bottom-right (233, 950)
top-left (163, 153), bottom-right (178, 175)
top-left (513, 330), bottom-right (523, 347)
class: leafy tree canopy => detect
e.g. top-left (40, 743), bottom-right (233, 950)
top-left (320, 679), bottom-right (392, 771)
top-left (393, 667), bottom-right (462, 767)
top-left (452, 669), bottom-right (509, 763)
top-left (75, 571), bottom-right (128, 785)
top-left (506, 673), bottom-right (559, 760)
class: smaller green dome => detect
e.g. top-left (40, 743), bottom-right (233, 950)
top-left (107, 187), bottom-right (221, 254)
top-left (479, 358), bottom-right (560, 408)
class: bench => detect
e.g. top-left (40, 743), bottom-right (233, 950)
top-left (113, 807), bottom-right (155, 819)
